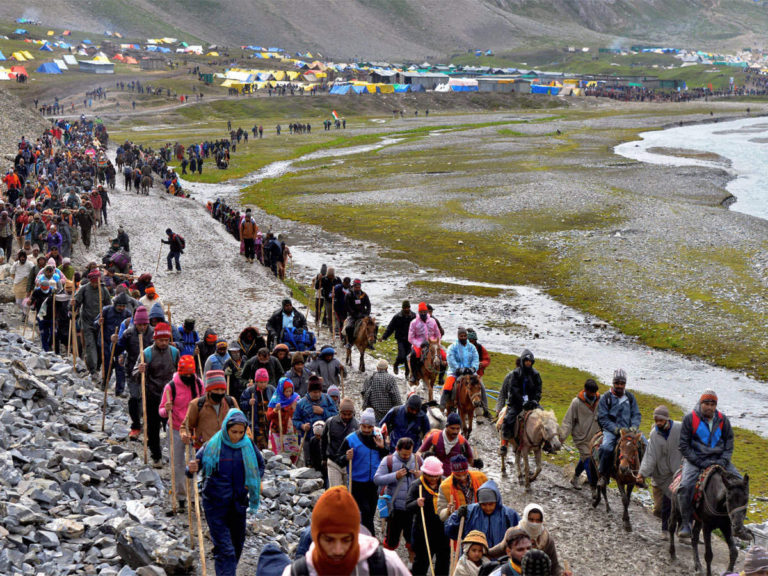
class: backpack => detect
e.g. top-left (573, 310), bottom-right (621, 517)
top-left (282, 326), bottom-right (316, 352)
top-left (197, 395), bottom-right (236, 411)
top-left (175, 234), bottom-right (186, 250)
top-left (143, 345), bottom-right (179, 365)
top-left (291, 545), bottom-right (386, 576)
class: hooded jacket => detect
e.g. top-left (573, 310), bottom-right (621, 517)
top-left (679, 406), bottom-right (733, 469)
top-left (293, 393), bottom-right (339, 431)
top-left (282, 534), bottom-right (410, 576)
top-left (159, 373), bottom-right (204, 430)
top-left (408, 315), bottom-right (440, 350)
top-left (447, 340), bottom-right (480, 374)
top-left (381, 309), bottom-right (416, 342)
top-left (197, 327), bottom-right (218, 368)
top-left (379, 404), bottom-right (431, 451)
top-left (238, 326), bottom-right (266, 359)
top-left (445, 480), bottom-right (520, 550)
top-left (499, 350), bottom-right (542, 414)
top-left (242, 354), bottom-right (285, 387)
top-left (559, 390), bottom-right (601, 457)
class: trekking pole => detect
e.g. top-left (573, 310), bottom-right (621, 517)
top-left (166, 388), bottom-right (177, 515)
top-left (297, 429), bottom-right (308, 466)
top-left (139, 333), bottom-right (148, 464)
top-left (419, 484), bottom-right (436, 576)
top-left (450, 516), bottom-right (465, 576)
top-left (155, 241), bottom-right (163, 274)
top-left (101, 327), bottom-right (119, 431)
top-left (185, 442), bottom-right (195, 549)
top-left (98, 277), bottom-right (105, 384)
top-left (277, 406), bottom-right (285, 454)
top-left (192, 459), bottom-right (208, 576)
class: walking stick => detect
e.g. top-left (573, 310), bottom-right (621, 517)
top-left (101, 327), bottom-right (119, 431)
top-left (139, 333), bottom-right (148, 464)
top-left (450, 516), bottom-right (465, 576)
top-left (226, 373), bottom-right (230, 395)
top-left (195, 349), bottom-right (203, 379)
top-left (66, 305), bottom-right (72, 357)
top-left (166, 303), bottom-right (172, 327)
top-left (348, 459), bottom-right (352, 492)
top-left (22, 306), bottom-right (30, 339)
top-left (339, 369), bottom-right (345, 399)
top-left (71, 306), bottom-right (79, 367)
top-left (419, 484), bottom-right (436, 576)
top-left (155, 241), bottom-right (163, 274)
top-left (297, 429), bottom-right (308, 465)
top-left (185, 442), bottom-right (195, 549)
top-left (52, 289), bottom-right (56, 353)
top-left (277, 406), bottom-right (285, 454)
top-left (98, 277), bottom-right (105, 384)
top-left (192, 460), bottom-right (208, 575)
top-left (166, 388), bottom-right (177, 515)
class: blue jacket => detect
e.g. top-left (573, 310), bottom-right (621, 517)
top-left (447, 341), bottom-right (479, 374)
top-left (379, 405), bottom-right (431, 453)
top-left (343, 431), bottom-right (387, 483)
top-left (373, 453), bottom-right (421, 511)
top-left (95, 304), bottom-right (131, 347)
top-left (679, 405), bottom-right (734, 469)
top-left (293, 394), bottom-right (339, 430)
top-left (177, 326), bottom-right (199, 356)
top-left (597, 390), bottom-right (641, 435)
top-left (195, 441), bottom-right (266, 507)
top-left (255, 543), bottom-right (291, 576)
top-left (444, 480), bottom-right (519, 550)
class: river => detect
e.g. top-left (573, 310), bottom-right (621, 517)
top-left (615, 116), bottom-right (768, 220)
top-left (174, 130), bottom-right (768, 436)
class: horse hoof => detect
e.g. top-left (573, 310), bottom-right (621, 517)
top-left (624, 523), bottom-right (632, 533)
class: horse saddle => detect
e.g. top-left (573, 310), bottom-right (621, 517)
top-left (670, 464), bottom-right (720, 508)
top-left (511, 410), bottom-right (533, 447)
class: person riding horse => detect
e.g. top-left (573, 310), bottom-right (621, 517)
top-left (442, 326), bottom-right (479, 409)
top-left (407, 302), bottom-right (442, 384)
top-left (500, 349), bottom-right (543, 450)
top-left (596, 369), bottom-right (643, 489)
top-left (676, 388), bottom-right (741, 539)
top-left (266, 298), bottom-right (307, 349)
top-left (343, 278), bottom-right (371, 349)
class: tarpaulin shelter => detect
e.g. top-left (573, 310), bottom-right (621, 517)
top-left (14, 29), bottom-right (27, 35)
top-left (22, 51), bottom-right (34, 60)
top-left (36, 62), bottom-right (62, 74)
top-left (11, 52), bottom-right (26, 61)
top-left (448, 78), bottom-right (479, 92)
top-left (329, 84), bottom-right (352, 95)
top-left (125, 56), bottom-right (138, 64)
top-left (62, 55), bottom-right (78, 65)
top-left (53, 58), bottom-right (68, 70)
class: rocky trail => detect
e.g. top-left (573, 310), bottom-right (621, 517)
top-left (0, 161), bottom-right (741, 575)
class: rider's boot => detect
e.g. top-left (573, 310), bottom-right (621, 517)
top-left (677, 489), bottom-right (693, 539)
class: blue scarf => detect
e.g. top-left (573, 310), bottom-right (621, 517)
top-left (202, 409), bottom-right (261, 513)
top-left (268, 376), bottom-right (299, 408)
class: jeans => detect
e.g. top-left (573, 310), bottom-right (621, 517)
top-left (38, 319), bottom-right (52, 351)
top-left (598, 430), bottom-right (618, 476)
top-left (575, 457), bottom-right (596, 485)
top-left (167, 250), bottom-right (181, 271)
top-left (203, 498), bottom-right (247, 576)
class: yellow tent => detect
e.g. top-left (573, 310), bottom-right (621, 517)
top-left (47, 30), bottom-right (54, 36)
top-left (366, 84), bottom-right (377, 93)
top-left (11, 52), bottom-right (26, 61)
top-left (287, 71), bottom-right (300, 80)
top-left (92, 55), bottom-right (110, 63)
top-left (377, 84), bottom-right (395, 94)
top-left (22, 51), bottom-right (34, 60)
top-left (206, 51), bottom-right (219, 56)
top-left (273, 71), bottom-right (285, 80)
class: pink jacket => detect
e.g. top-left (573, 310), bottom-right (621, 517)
top-left (408, 316), bottom-right (441, 349)
top-left (281, 534), bottom-right (410, 576)
top-left (159, 373), bottom-right (203, 430)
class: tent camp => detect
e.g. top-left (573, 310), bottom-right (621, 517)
top-left (39, 44), bottom-right (53, 52)
top-left (62, 55), bottom-right (78, 66)
top-left (10, 66), bottom-right (28, 78)
top-left (448, 78), bottom-right (479, 92)
top-left (11, 52), bottom-right (26, 61)
top-left (36, 62), bottom-right (62, 74)
top-left (53, 59), bottom-right (68, 70)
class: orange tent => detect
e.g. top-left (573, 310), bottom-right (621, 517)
top-left (124, 56), bottom-right (138, 64)
top-left (10, 66), bottom-right (28, 78)
top-left (113, 53), bottom-right (125, 61)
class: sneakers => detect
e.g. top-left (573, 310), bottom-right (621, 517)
top-left (570, 474), bottom-right (582, 490)
top-left (129, 429), bottom-right (141, 441)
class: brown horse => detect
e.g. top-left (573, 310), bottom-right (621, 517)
top-left (410, 339), bottom-right (442, 403)
top-left (447, 373), bottom-right (483, 439)
top-left (140, 175), bottom-right (152, 195)
top-left (496, 407), bottom-right (561, 490)
top-left (590, 429), bottom-right (644, 531)
top-left (115, 152), bottom-right (124, 172)
top-left (345, 316), bottom-right (376, 372)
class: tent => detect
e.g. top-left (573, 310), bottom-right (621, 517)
top-left (11, 52), bottom-right (26, 61)
top-left (47, 30), bottom-right (54, 36)
top-left (206, 51), bottom-right (219, 56)
top-left (92, 55), bottom-right (110, 63)
top-left (448, 78), bottom-right (479, 92)
top-left (63, 55), bottom-right (78, 65)
top-left (112, 53), bottom-right (125, 61)
top-left (0, 51), bottom-right (5, 61)
top-left (329, 84), bottom-right (352, 95)
top-left (53, 59), bottom-right (68, 70)
top-left (10, 66), bottom-right (28, 78)
top-left (14, 29), bottom-right (27, 35)
top-left (82, 39), bottom-right (92, 45)
top-left (530, 84), bottom-right (560, 95)
top-left (63, 30), bottom-right (71, 36)
top-left (0, 70), bottom-right (9, 81)
top-left (36, 62), bottom-right (62, 74)
top-left (394, 84), bottom-right (410, 93)
top-left (39, 44), bottom-right (53, 52)
top-left (125, 56), bottom-right (138, 65)
top-left (22, 51), bottom-right (34, 60)
top-left (352, 85), bottom-right (367, 94)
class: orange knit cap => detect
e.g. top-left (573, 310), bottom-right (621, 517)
top-left (311, 487), bottom-right (361, 574)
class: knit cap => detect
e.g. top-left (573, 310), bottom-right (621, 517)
top-left (421, 456), bottom-right (443, 477)
top-left (406, 393), bottom-right (422, 410)
top-left (462, 530), bottom-right (488, 554)
top-left (205, 370), bottom-right (227, 392)
top-left (653, 405), bottom-right (670, 420)
top-left (700, 389), bottom-right (718, 404)
top-left (327, 385), bottom-right (341, 398)
top-left (447, 412), bottom-right (461, 427)
top-left (477, 487), bottom-right (496, 504)
top-left (254, 368), bottom-right (269, 382)
top-left (133, 305), bottom-right (149, 325)
top-left (613, 368), bottom-right (627, 383)
top-left (178, 355), bottom-right (196, 376)
top-left (313, 420), bottom-right (326, 435)
top-left (360, 408), bottom-right (376, 426)
top-left (521, 549), bottom-right (551, 576)
top-left (451, 454), bottom-right (469, 473)
top-left (340, 398), bottom-right (355, 411)
top-left (308, 378), bottom-right (323, 393)
top-left (153, 322), bottom-right (172, 340)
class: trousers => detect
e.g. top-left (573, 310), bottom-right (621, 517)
top-left (352, 480), bottom-right (379, 537)
top-left (203, 498), bottom-right (247, 576)
top-left (167, 250), bottom-right (181, 271)
top-left (327, 460), bottom-right (348, 489)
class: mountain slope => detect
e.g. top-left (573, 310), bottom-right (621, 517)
top-left (3, 0), bottom-right (768, 59)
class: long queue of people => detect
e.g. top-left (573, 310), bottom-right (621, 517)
top-left (3, 118), bottom-right (758, 576)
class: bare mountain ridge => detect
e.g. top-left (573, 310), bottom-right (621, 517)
top-left (3, 0), bottom-right (768, 59)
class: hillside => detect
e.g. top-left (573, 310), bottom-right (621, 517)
top-left (3, 0), bottom-right (768, 59)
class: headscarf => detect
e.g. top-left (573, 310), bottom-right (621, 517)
top-left (519, 503), bottom-right (545, 541)
top-left (201, 409), bottom-right (261, 513)
top-left (268, 377), bottom-right (299, 408)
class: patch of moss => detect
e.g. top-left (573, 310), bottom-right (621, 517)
top-left (407, 279), bottom-right (510, 298)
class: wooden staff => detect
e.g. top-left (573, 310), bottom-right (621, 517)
top-left (166, 387), bottom-right (177, 515)
top-left (450, 516), bottom-right (465, 576)
top-left (155, 241), bottom-right (163, 273)
top-left (249, 381), bottom-right (256, 436)
top-left (297, 428), bottom-right (308, 465)
top-left (166, 303), bottom-right (172, 327)
top-left (192, 457), bottom-right (207, 575)
top-left (195, 349), bottom-right (203, 379)
top-left (185, 442), bottom-right (195, 549)
top-left (66, 304), bottom-right (72, 357)
top-left (71, 306), bottom-right (79, 367)
top-left (52, 288), bottom-right (56, 353)
top-left (226, 373), bottom-right (230, 395)
top-left (339, 369), bottom-right (345, 399)
top-left (419, 484), bottom-right (436, 576)
top-left (101, 327), bottom-right (119, 431)
top-left (98, 277), bottom-right (105, 383)
top-left (139, 332), bottom-right (148, 464)
top-left (277, 406), bottom-right (285, 454)
top-left (348, 459), bottom-right (352, 492)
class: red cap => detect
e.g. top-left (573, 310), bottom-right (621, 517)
top-left (178, 355), bottom-right (195, 376)
top-left (153, 322), bottom-right (172, 340)
top-left (418, 302), bottom-right (428, 312)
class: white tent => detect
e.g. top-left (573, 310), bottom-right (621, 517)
top-left (63, 54), bottom-right (78, 65)
top-left (53, 58), bottom-right (68, 70)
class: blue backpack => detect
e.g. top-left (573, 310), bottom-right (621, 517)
top-left (282, 326), bottom-right (316, 352)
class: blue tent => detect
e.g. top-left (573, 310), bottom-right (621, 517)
top-left (352, 85), bottom-right (367, 94)
top-left (394, 84), bottom-right (410, 93)
top-left (82, 39), bottom-right (92, 45)
top-left (39, 44), bottom-right (53, 52)
top-left (158, 47), bottom-right (171, 53)
top-left (530, 84), bottom-right (560, 95)
top-left (36, 62), bottom-right (62, 74)
top-left (409, 84), bottom-right (425, 92)
top-left (14, 29), bottom-right (27, 34)
top-left (329, 84), bottom-right (352, 95)
top-left (0, 51), bottom-right (5, 61)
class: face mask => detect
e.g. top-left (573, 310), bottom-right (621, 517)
top-left (210, 393), bottom-right (225, 404)
top-left (181, 374), bottom-right (195, 384)
top-left (525, 521), bottom-right (543, 539)
top-left (419, 312), bottom-right (428, 321)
